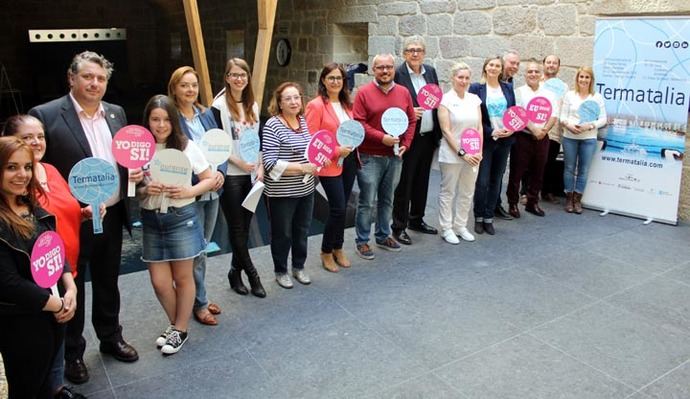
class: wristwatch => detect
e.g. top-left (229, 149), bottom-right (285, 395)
top-left (457, 148), bottom-right (467, 157)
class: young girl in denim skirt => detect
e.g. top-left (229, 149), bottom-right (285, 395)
top-left (138, 95), bottom-right (214, 355)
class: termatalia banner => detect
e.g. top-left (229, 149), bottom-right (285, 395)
top-left (584, 17), bottom-right (689, 224)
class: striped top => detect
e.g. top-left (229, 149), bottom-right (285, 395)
top-left (262, 115), bottom-right (315, 197)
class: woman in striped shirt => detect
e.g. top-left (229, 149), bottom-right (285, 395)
top-left (262, 82), bottom-right (317, 289)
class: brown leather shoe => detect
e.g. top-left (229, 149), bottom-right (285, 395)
top-left (573, 192), bottom-right (583, 214)
top-left (332, 248), bottom-right (351, 268)
top-left (321, 252), bottom-right (339, 273)
top-left (564, 192), bottom-right (574, 213)
top-left (525, 203), bottom-right (545, 217)
top-left (508, 204), bottom-right (521, 219)
top-left (65, 358), bottom-right (89, 384)
top-left (99, 339), bottom-right (139, 362)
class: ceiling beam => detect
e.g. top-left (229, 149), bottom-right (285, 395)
top-left (252, 0), bottom-right (278, 109)
top-left (182, 0), bottom-right (212, 106)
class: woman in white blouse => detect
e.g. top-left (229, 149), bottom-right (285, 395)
top-left (559, 66), bottom-right (607, 213)
top-left (437, 62), bottom-right (483, 244)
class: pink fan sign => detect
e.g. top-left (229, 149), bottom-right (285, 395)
top-left (31, 231), bottom-right (65, 295)
top-left (460, 128), bottom-right (482, 155)
top-left (303, 130), bottom-right (336, 183)
top-left (526, 96), bottom-right (553, 124)
top-left (416, 83), bottom-right (443, 110)
top-left (502, 106), bottom-right (529, 132)
top-left (112, 125), bottom-right (156, 197)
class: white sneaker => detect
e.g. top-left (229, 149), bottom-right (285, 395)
top-left (456, 227), bottom-right (475, 242)
top-left (292, 269), bottom-right (311, 285)
top-left (441, 229), bottom-right (460, 245)
top-left (155, 325), bottom-right (174, 348)
top-left (161, 329), bottom-right (188, 355)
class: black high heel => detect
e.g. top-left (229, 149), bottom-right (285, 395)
top-left (228, 267), bottom-right (249, 295)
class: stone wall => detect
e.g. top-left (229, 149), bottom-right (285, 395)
top-left (248, 0), bottom-right (690, 221)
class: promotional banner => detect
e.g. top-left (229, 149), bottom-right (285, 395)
top-left (68, 158), bottom-right (119, 234)
top-left (585, 17), bottom-right (689, 224)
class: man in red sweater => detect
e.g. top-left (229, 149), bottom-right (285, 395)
top-left (352, 53), bottom-right (416, 260)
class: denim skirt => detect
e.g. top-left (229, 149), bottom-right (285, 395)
top-left (141, 203), bottom-right (206, 262)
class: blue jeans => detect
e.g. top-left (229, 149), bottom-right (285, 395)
top-left (562, 137), bottom-right (597, 194)
top-left (355, 154), bottom-right (403, 244)
top-left (193, 197), bottom-right (219, 311)
top-left (474, 139), bottom-right (513, 221)
top-left (267, 193), bottom-right (315, 274)
top-left (319, 152), bottom-right (358, 252)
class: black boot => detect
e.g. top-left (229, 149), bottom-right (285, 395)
top-left (228, 266), bottom-right (249, 295)
top-left (243, 264), bottom-right (266, 298)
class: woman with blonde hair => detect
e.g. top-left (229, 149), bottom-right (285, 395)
top-left (168, 66), bottom-right (225, 325)
top-left (559, 66), bottom-right (607, 213)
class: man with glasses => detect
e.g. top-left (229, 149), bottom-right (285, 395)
top-left (391, 36), bottom-right (441, 246)
top-left (352, 53), bottom-right (416, 260)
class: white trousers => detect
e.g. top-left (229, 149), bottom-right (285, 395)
top-left (438, 161), bottom-right (479, 232)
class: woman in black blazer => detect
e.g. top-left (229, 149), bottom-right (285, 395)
top-left (468, 56), bottom-right (516, 236)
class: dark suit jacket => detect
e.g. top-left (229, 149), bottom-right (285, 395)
top-left (29, 94), bottom-right (132, 228)
top-left (394, 62), bottom-right (442, 144)
top-left (468, 81), bottom-right (517, 144)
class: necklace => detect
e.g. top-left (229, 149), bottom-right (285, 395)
top-left (280, 115), bottom-right (302, 133)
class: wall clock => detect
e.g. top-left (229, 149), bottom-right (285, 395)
top-left (276, 38), bottom-right (291, 67)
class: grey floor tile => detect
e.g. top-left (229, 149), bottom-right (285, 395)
top-left (247, 319), bottom-right (427, 399)
top-left (114, 350), bottom-right (278, 399)
top-left (532, 302), bottom-right (690, 389)
top-left (367, 373), bottom-right (467, 399)
top-left (641, 360), bottom-right (690, 398)
top-left (435, 334), bottom-right (633, 399)
top-left (660, 260), bottom-right (690, 286)
top-left (457, 267), bottom-right (596, 329)
top-left (83, 389), bottom-right (116, 399)
top-left (353, 289), bottom-right (522, 369)
top-left (587, 229), bottom-right (690, 274)
top-left (606, 276), bottom-right (690, 335)
top-left (526, 251), bottom-right (655, 298)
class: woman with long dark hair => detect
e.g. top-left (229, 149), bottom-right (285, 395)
top-left (138, 95), bottom-right (214, 355)
top-left (305, 63), bottom-right (357, 272)
top-left (0, 136), bottom-right (76, 398)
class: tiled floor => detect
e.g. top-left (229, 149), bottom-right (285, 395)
top-left (16, 172), bottom-right (690, 399)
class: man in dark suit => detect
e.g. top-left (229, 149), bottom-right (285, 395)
top-left (29, 51), bottom-right (142, 384)
top-left (391, 36), bottom-right (441, 245)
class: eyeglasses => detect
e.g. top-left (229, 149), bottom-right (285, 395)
top-left (404, 48), bottom-right (425, 54)
top-left (374, 65), bottom-right (394, 71)
top-left (227, 73), bottom-right (248, 80)
top-left (326, 76), bottom-right (343, 82)
top-left (281, 95), bottom-right (302, 102)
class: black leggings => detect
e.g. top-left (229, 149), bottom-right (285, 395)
top-left (0, 312), bottom-right (62, 399)
top-left (220, 175), bottom-right (255, 271)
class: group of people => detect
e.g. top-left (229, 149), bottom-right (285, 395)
top-left (0, 36), bottom-right (607, 398)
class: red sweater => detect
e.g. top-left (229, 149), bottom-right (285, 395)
top-left (352, 82), bottom-right (416, 156)
top-left (38, 163), bottom-right (81, 276)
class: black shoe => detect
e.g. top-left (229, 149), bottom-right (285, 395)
top-left (525, 203), bottom-right (545, 217)
top-left (64, 358), bottom-right (89, 384)
top-left (408, 220), bottom-right (438, 235)
top-left (393, 229), bottom-right (412, 245)
top-left (243, 264), bottom-right (266, 298)
top-left (494, 205), bottom-right (514, 220)
top-left (474, 221), bottom-right (484, 235)
top-left (99, 339), bottom-right (139, 362)
top-left (483, 222), bottom-right (495, 235)
top-left (55, 385), bottom-right (87, 398)
top-left (228, 267), bottom-right (249, 295)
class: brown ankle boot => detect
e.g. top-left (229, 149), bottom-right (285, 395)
top-left (564, 192), bottom-right (574, 213)
top-left (321, 252), bottom-right (339, 273)
top-left (573, 192), bottom-right (583, 214)
top-left (332, 248), bottom-right (351, 268)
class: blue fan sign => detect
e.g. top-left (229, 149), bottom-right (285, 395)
top-left (381, 107), bottom-right (409, 155)
top-left (542, 78), bottom-right (567, 100)
top-left (68, 158), bottom-right (119, 234)
top-left (239, 126), bottom-right (261, 163)
top-left (578, 100), bottom-right (601, 124)
top-left (336, 120), bottom-right (365, 166)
